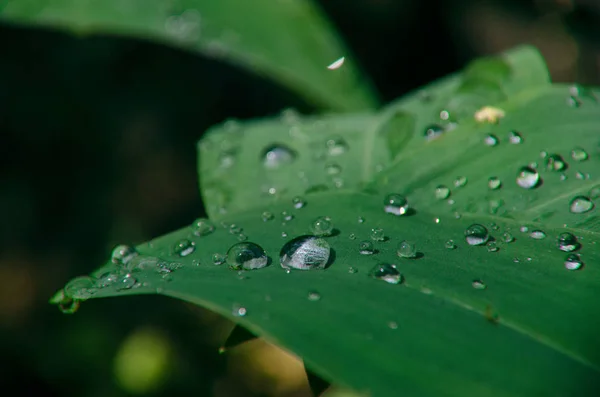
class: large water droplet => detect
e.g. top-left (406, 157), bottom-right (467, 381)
top-left (359, 241), bottom-right (376, 255)
top-left (529, 230), bottom-right (546, 240)
top-left (571, 147), bottom-right (588, 162)
top-left (424, 124), bottom-right (444, 140)
top-left (488, 177), bottom-right (502, 190)
top-left (397, 240), bottom-right (417, 258)
top-left (310, 216), bottom-right (333, 236)
top-left (484, 134), bottom-right (499, 146)
top-left (508, 130), bottom-right (523, 144)
top-left (569, 196), bottom-right (594, 213)
top-left (262, 144), bottom-right (296, 168)
top-left (383, 193), bottom-right (408, 215)
top-left (111, 245), bottom-right (138, 266)
top-left (370, 228), bottom-right (385, 242)
top-left (516, 166), bottom-right (540, 189)
top-left (564, 254), bottom-right (583, 271)
top-left (369, 263), bottom-right (403, 284)
top-left (546, 154), bottom-right (567, 171)
top-left (465, 224), bottom-right (489, 246)
top-left (174, 239), bottom-right (195, 257)
top-left (435, 185), bottom-right (450, 200)
top-left (226, 242), bottom-right (268, 270)
top-left (192, 218), bottom-right (216, 236)
top-left (326, 136), bottom-right (349, 156)
top-left (64, 276), bottom-right (97, 300)
top-left (280, 236), bottom-right (331, 270)
top-left (557, 232), bottom-right (579, 252)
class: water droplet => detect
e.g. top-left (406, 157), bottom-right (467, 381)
top-left (237, 233), bottom-right (248, 242)
top-left (454, 176), bottom-right (467, 188)
top-left (97, 272), bottom-right (118, 288)
top-left (262, 211), bottom-right (274, 222)
top-left (370, 228), bottom-right (385, 242)
top-left (212, 253), bottom-right (226, 265)
top-left (484, 134), bottom-right (499, 146)
top-left (589, 186), bottom-right (600, 199)
top-left (117, 274), bottom-right (137, 291)
top-left (327, 56), bottom-right (345, 70)
top-left (557, 232), bottom-right (579, 252)
top-left (325, 163), bottom-right (342, 175)
top-left (571, 147), bottom-right (588, 162)
top-left (229, 224), bottom-right (243, 234)
top-left (575, 171), bottom-right (585, 180)
top-left (465, 224), bottom-right (489, 246)
top-left (307, 291), bottom-right (321, 301)
top-left (486, 241), bottom-right (499, 252)
top-left (310, 216), bottom-right (333, 236)
top-left (358, 216), bottom-right (365, 224)
top-left (508, 131), bottom-right (523, 144)
top-left (546, 154), bottom-right (567, 171)
top-left (173, 239), bottom-right (195, 257)
top-left (424, 124), bottom-right (444, 140)
top-left (369, 263), bottom-right (403, 284)
top-left (348, 266), bottom-right (358, 274)
top-left (488, 177), bottom-right (502, 190)
top-left (232, 303), bottom-right (247, 317)
top-left (192, 218), bottom-right (216, 236)
top-left (262, 144), bottom-right (296, 168)
top-left (388, 321), bottom-right (398, 329)
top-left (282, 211), bottom-right (294, 222)
top-left (111, 245), bottom-right (138, 266)
top-left (359, 241), bottom-right (376, 255)
top-left (226, 242), bottom-right (268, 270)
top-left (519, 226), bottom-right (529, 233)
top-left (383, 193), bottom-right (409, 215)
top-left (528, 229), bottom-right (546, 240)
top-left (348, 233), bottom-right (356, 240)
top-left (569, 196), bottom-right (594, 214)
top-left (472, 280), bottom-right (487, 290)
top-left (516, 166), bottom-right (540, 189)
top-left (326, 136), bottom-right (348, 156)
top-left (292, 196), bottom-right (306, 209)
top-left (280, 235), bottom-right (331, 270)
top-left (397, 240), bottom-right (417, 258)
top-left (564, 254), bottom-right (583, 271)
top-left (435, 185), bottom-right (451, 200)
top-left (281, 232), bottom-right (288, 238)
top-left (445, 240), bottom-right (457, 249)
top-left (503, 232), bottom-right (514, 243)
top-left (64, 276), bottom-right (97, 300)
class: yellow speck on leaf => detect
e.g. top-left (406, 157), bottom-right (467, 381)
top-left (474, 106), bottom-right (505, 123)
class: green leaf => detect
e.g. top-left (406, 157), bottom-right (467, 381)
top-left (0, 0), bottom-right (378, 111)
top-left (54, 47), bottom-right (600, 396)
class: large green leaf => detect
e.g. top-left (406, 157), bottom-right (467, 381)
top-left (0, 0), bottom-right (378, 111)
top-left (53, 47), bottom-right (600, 396)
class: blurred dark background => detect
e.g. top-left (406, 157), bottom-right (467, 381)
top-left (1, 0), bottom-right (598, 396)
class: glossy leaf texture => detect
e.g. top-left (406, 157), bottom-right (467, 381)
top-left (0, 0), bottom-right (378, 111)
top-left (54, 47), bottom-right (600, 397)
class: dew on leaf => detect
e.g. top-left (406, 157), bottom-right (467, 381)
top-left (589, 186), bottom-right (600, 199)
top-left (445, 240), bottom-right (457, 249)
top-left (232, 303), bottom-right (247, 317)
top-left (575, 171), bottom-right (585, 180)
top-left (229, 224), bottom-right (243, 234)
top-left (508, 130), bottom-right (523, 144)
top-left (454, 176), bottom-right (468, 188)
top-left (383, 193), bottom-right (408, 215)
top-left (571, 147), bottom-right (588, 162)
top-left (348, 266), bottom-right (358, 274)
top-left (488, 177), bottom-right (502, 190)
top-left (516, 166), bottom-right (540, 189)
top-left (486, 241), bottom-right (499, 252)
top-left (111, 245), bottom-right (138, 266)
top-left (237, 233), bottom-right (247, 242)
top-left (435, 185), bottom-right (450, 200)
top-left (564, 254), bottom-right (583, 271)
top-left (326, 136), bottom-right (349, 156)
top-left (117, 274), bottom-right (137, 291)
top-left (173, 239), bottom-right (195, 257)
top-left (569, 196), bottom-right (594, 214)
top-left (472, 280), bottom-right (487, 290)
top-left (262, 144), bottom-right (296, 168)
top-left (557, 232), bottom-right (579, 252)
top-left (292, 196), bottom-right (306, 209)
top-left (310, 216), bottom-right (333, 236)
top-left (484, 134), bottom-right (499, 146)
top-left (64, 276), bottom-right (97, 300)
top-left (546, 154), bottom-right (567, 171)
top-left (192, 218), bottom-right (216, 236)
top-left (325, 163), bottom-right (342, 175)
top-left (370, 228), bottom-right (385, 242)
top-left (424, 124), bottom-right (444, 140)
top-left (465, 224), bottom-right (489, 246)
top-left (280, 235), bottom-right (330, 270)
top-left (369, 263), bottom-right (403, 284)
top-left (307, 291), bottom-right (322, 301)
top-left (226, 242), bottom-right (268, 270)
top-left (281, 211), bottom-right (294, 222)
top-left (349, 233), bottom-right (356, 240)
top-left (529, 230), bottom-right (546, 240)
top-left (359, 241), bottom-right (376, 255)
top-left (281, 232), bottom-right (288, 238)
top-left (503, 232), bottom-right (514, 243)
top-left (397, 240), bottom-right (417, 258)
top-left (358, 216), bottom-right (365, 224)
top-left (327, 56), bottom-right (345, 70)
top-left (97, 272), bottom-right (118, 288)
top-left (212, 253), bottom-right (226, 265)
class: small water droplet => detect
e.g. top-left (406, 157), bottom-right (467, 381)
top-left (445, 239), bottom-right (457, 249)
top-left (569, 196), bottom-right (594, 214)
top-left (557, 232), bottom-right (579, 252)
top-left (486, 241), bottom-right (499, 252)
top-left (111, 245), bottom-right (138, 266)
top-left (397, 240), bottom-right (417, 258)
top-left (472, 280), bottom-right (487, 290)
top-left (369, 263), bottom-right (403, 284)
top-left (424, 124), bottom-right (444, 140)
top-left (174, 239), bottom-right (195, 257)
top-left (237, 233), bottom-right (248, 242)
top-left (465, 224), bottom-right (489, 246)
top-left (575, 171), bottom-right (585, 180)
top-left (546, 154), bottom-right (567, 171)
top-left (516, 166), bottom-right (540, 189)
top-left (488, 177), bottom-right (502, 190)
top-left (326, 136), bottom-right (349, 156)
top-left (262, 144), bottom-right (296, 168)
top-left (383, 193), bottom-right (409, 215)
top-left (280, 235), bottom-right (331, 270)
top-left (508, 130), bottom-right (523, 144)
top-left (212, 253), bottom-right (226, 265)
top-left (262, 211), bottom-right (274, 222)
top-left (435, 185), bottom-right (451, 200)
top-left (349, 233), bottom-right (356, 240)
top-left (307, 291), bottom-right (321, 301)
top-left (571, 147), bottom-right (588, 162)
top-left (370, 228), bottom-right (385, 242)
top-left (529, 230), bottom-right (546, 240)
top-left (359, 241), bottom-right (376, 255)
top-left (519, 226), bottom-right (529, 233)
top-left (117, 274), bottom-right (137, 291)
top-left (292, 196), bottom-right (306, 209)
top-left (503, 232), bottom-right (514, 243)
top-left (97, 272), bottom-right (118, 288)
top-left (564, 254), bottom-right (584, 271)
top-left (282, 211), bottom-right (294, 222)
top-left (310, 216), bottom-right (333, 236)
top-left (348, 266), bottom-right (358, 274)
top-left (327, 56), bottom-right (345, 70)
top-left (589, 186), bottom-right (600, 199)
top-left (281, 231), bottom-right (288, 238)
top-left (192, 218), bottom-right (216, 236)
top-left (232, 303), bottom-right (247, 317)
top-left (64, 276), bottom-right (97, 300)
top-left (226, 242), bottom-right (268, 270)
top-left (454, 176), bottom-right (467, 188)
top-left (484, 134), bottom-right (499, 146)
top-left (388, 321), bottom-right (398, 330)
top-left (325, 163), bottom-right (342, 175)
top-left (358, 216), bottom-right (365, 224)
